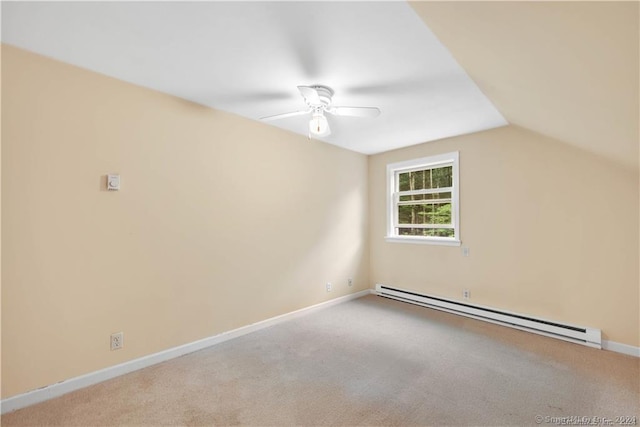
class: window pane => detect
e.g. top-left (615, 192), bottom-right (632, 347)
top-left (431, 166), bottom-right (453, 188)
top-left (398, 169), bottom-right (428, 191)
top-left (398, 203), bottom-right (451, 225)
top-left (399, 192), bottom-right (451, 202)
top-left (398, 165), bottom-right (452, 192)
top-left (398, 228), bottom-right (455, 238)
top-left (398, 170), bottom-right (416, 191)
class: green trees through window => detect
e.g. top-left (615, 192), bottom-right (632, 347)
top-left (387, 152), bottom-right (459, 244)
top-left (398, 166), bottom-right (452, 191)
top-left (396, 165), bottom-right (454, 237)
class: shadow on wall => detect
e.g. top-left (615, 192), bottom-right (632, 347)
top-left (275, 183), bottom-right (369, 306)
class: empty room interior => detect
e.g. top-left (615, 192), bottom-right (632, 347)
top-left (1, 1), bottom-right (639, 426)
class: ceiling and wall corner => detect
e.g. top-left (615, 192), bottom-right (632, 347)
top-left (0, 1), bottom-right (507, 155)
top-left (1, 2), bottom-right (636, 165)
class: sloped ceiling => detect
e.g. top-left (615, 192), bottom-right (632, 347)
top-left (2, 2), bottom-right (637, 166)
top-left (0, 1), bottom-right (507, 155)
top-left (411, 1), bottom-right (639, 170)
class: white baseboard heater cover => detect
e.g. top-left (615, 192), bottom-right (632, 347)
top-left (375, 284), bottom-right (602, 349)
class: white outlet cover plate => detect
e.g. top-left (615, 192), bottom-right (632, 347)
top-left (110, 332), bottom-right (123, 350)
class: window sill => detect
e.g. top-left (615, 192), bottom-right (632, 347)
top-left (385, 236), bottom-right (461, 246)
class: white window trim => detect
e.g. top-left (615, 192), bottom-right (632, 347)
top-left (385, 151), bottom-right (461, 246)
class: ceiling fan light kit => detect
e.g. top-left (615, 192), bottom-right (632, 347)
top-left (309, 112), bottom-right (330, 137)
top-left (260, 85), bottom-right (381, 138)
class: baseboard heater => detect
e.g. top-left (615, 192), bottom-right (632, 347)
top-left (375, 284), bottom-right (602, 349)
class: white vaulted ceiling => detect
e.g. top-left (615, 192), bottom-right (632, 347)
top-left (3, 1), bottom-right (636, 167)
top-left (1, 1), bottom-right (507, 154)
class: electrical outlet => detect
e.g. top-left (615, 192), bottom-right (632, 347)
top-left (110, 332), bottom-right (123, 351)
top-left (326, 282), bottom-right (332, 292)
top-left (462, 247), bottom-right (470, 257)
top-left (348, 278), bottom-right (353, 287)
top-left (463, 289), bottom-right (470, 300)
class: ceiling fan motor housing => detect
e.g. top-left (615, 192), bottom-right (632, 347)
top-left (310, 85), bottom-right (334, 108)
top-left (259, 84), bottom-right (380, 133)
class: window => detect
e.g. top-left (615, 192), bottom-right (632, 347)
top-left (386, 152), bottom-right (460, 246)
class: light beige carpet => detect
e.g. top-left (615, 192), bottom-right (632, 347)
top-left (2, 295), bottom-right (639, 426)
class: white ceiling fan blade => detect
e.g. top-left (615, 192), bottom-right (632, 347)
top-left (327, 106), bottom-right (381, 118)
top-left (260, 109), bottom-right (311, 121)
top-left (297, 86), bottom-right (321, 105)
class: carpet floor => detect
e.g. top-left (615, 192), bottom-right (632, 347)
top-left (2, 295), bottom-right (639, 426)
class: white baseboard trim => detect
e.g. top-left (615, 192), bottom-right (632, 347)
top-left (602, 340), bottom-right (640, 357)
top-left (0, 289), bottom-right (372, 414)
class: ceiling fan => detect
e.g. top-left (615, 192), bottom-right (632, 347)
top-left (260, 85), bottom-right (381, 138)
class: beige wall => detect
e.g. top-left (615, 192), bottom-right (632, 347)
top-left (2, 43), bottom-right (639, 401)
top-left (0, 42), bottom-right (3, 399)
top-left (369, 125), bottom-right (639, 347)
top-left (410, 1), bottom-right (639, 170)
top-left (1, 45), bottom-right (369, 398)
